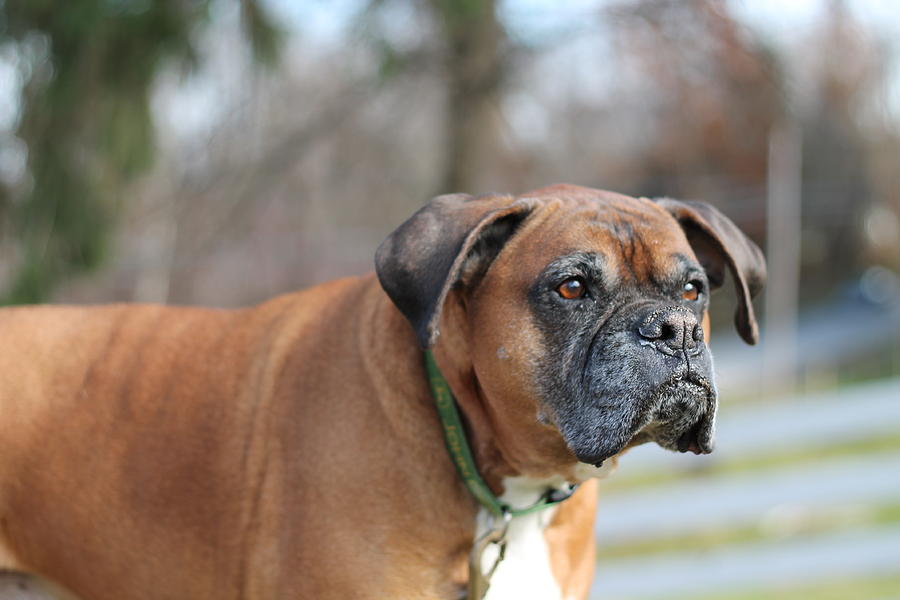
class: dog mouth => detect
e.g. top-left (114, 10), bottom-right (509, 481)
top-left (562, 375), bottom-right (717, 468)
top-left (552, 347), bottom-right (720, 468)
top-left (677, 420), bottom-right (710, 454)
top-left (632, 376), bottom-right (717, 456)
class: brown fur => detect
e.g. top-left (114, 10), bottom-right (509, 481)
top-left (0, 184), bottom-right (763, 599)
top-left (0, 282), bottom-right (478, 598)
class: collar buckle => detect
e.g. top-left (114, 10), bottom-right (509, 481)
top-left (467, 509), bottom-right (511, 600)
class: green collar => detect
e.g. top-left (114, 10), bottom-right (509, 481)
top-left (424, 350), bottom-right (576, 518)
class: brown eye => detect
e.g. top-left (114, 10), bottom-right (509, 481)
top-left (682, 281), bottom-right (702, 301)
top-left (557, 278), bottom-right (586, 300)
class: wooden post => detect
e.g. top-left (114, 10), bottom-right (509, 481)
top-left (763, 121), bottom-right (803, 395)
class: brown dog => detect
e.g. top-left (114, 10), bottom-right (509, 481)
top-left (0, 184), bottom-right (764, 600)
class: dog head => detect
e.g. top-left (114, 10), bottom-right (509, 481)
top-left (376, 184), bottom-right (765, 476)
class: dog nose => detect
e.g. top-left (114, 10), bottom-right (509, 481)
top-left (638, 306), bottom-right (703, 352)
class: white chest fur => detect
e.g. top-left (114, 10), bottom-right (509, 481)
top-left (479, 477), bottom-right (563, 600)
top-left (477, 462), bottom-right (615, 600)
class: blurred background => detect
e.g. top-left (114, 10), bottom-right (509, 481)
top-left (0, 0), bottom-right (898, 598)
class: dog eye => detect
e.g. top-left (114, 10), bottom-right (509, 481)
top-left (682, 280), bottom-right (703, 302)
top-left (557, 277), bottom-right (586, 300)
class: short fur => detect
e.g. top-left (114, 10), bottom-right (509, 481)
top-left (0, 184), bottom-right (764, 600)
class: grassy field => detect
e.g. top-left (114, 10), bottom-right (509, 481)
top-left (682, 574), bottom-right (900, 600)
top-left (602, 430), bottom-right (900, 494)
top-left (598, 500), bottom-right (900, 561)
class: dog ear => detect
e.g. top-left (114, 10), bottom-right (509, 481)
top-left (656, 198), bottom-right (767, 345)
top-left (376, 194), bottom-right (534, 348)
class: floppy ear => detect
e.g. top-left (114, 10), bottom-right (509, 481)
top-left (656, 198), bottom-right (767, 345)
top-left (375, 194), bottom-right (535, 348)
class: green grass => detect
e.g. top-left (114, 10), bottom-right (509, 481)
top-left (597, 501), bottom-right (900, 560)
top-left (676, 573), bottom-right (900, 600)
top-left (601, 430), bottom-right (900, 493)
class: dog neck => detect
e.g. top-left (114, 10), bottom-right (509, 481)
top-left (428, 296), bottom-right (510, 493)
top-left (433, 292), bottom-right (584, 491)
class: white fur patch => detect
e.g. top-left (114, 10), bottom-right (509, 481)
top-left (480, 476), bottom-right (565, 600)
top-left (572, 460), bottom-right (617, 482)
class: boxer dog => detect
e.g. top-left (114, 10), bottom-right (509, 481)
top-left (0, 184), bottom-right (764, 600)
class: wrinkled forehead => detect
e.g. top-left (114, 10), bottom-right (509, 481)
top-left (512, 194), bottom-right (697, 281)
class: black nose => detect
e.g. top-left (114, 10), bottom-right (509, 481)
top-left (638, 306), bottom-right (703, 353)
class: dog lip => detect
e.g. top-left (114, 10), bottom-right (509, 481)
top-left (669, 370), bottom-right (713, 393)
top-left (675, 415), bottom-right (715, 455)
top-left (677, 425), bottom-right (702, 454)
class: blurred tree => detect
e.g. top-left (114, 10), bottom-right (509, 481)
top-left (799, 0), bottom-right (882, 290)
top-left (0, 0), bottom-right (281, 304)
top-left (607, 0), bottom-right (783, 201)
top-left (607, 0), bottom-right (893, 300)
top-left (428, 0), bottom-right (508, 193)
top-left (11, 0), bottom-right (892, 315)
top-left (360, 0), bottom-right (511, 194)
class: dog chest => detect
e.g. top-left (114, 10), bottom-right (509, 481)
top-left (478, 477), bottom-right (564, 600)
